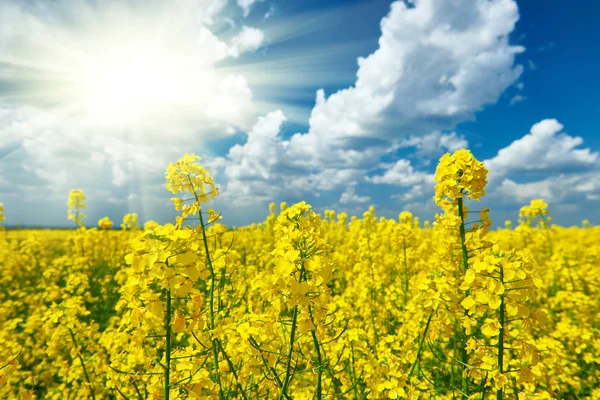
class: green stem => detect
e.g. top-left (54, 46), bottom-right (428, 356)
top-left (278, 263), bottom-right (305, 400)
top-left (496, 267), bottom-right (505, 400)
top-left (278, 304), bottom-right (299, 400)
top-left (198, 209), bottom-right (223, 399)
top-left (68, 328), bottom-right (97, 400)
top-left (196, 194), bottom-right (216, 331)
top-left (188, 175), bottom-right (224, 398)
top-left (366, 236), bottom-right (379, 352)
top-left (457, 198), bottom-right (469, 273)
top-left (165, 289), bottom-right (172, 400)
top-left (350, 344), bottom-right (358, 399)
top-left (457, 197), bottom-right (470, 399)
top-left (408, 310), bottom-right (433, 379)
top-left (310, 329), bottom-right (323, 400)
top-left (217, 339), bottom-right (249, 400)
top-left (212, 339), bottom-right (224, 399)
top-left (403, 238), bottom-right (408, 308)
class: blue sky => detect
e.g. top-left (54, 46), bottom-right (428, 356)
top-left (0, 0), bottom-right (598, 228)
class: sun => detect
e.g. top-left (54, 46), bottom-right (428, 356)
top-left (0, 2), bottom-right (233, 131)
top-left (74, 49), bottom-right (192, 125)
top-left (0, 0), bottom-right (326, 133)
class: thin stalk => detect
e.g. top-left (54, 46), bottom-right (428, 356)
top-left (457, 197), bottom-right (470, 399)
top-left (496, 267), bottom-right (505, 400)
top-left (278, 304), bottom-right (300, 400)
top-left (350, 344), bottom-right (358, 399)
top-left (164, 289), bottom-right (172, 400)
top-left (310, 330), bottom-right (323, 400)
top-left (217, 339), bottom-right (249, 400)
top-left (188, 175), bottom-right (223, 398)
top-left (366, 236), bottom-right (379, 352)
top-left (457, 198), bottom-right (469, 273)
top-left (277, 264), bottom-right (306, 400)
top-left (403, 238), bottom-right (409, 307)
top-left (68, 328), bottom-right (97, 400)
top-left (408, 310), bottom-right (434, 379)
top-left (194, 189), bottom-right (216, 331)
top-left (212, 340), bottom-right (224, 399)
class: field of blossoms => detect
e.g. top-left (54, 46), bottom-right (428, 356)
top-left (0, 150), bottom-right (598, 400)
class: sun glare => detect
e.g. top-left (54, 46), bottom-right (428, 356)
top-left (77, 51), bottom-right (189, 124)
top-left (0, 2), bottom-right (231, 131)
top-left (0, 0), bottom-right (347, 131)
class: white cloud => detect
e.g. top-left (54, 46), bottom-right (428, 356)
top-left (215, 0), bottom-right (524, 204)
top-left (495, 172), bottom-right (600, 205)
top-left (368, 158), bottom-right (435, 202)
top-left (237, 0), bottom-right (264, 18)
top-left (296, 0), bottom-right (523, 154)
top-left (225, 109), bottom-right (287, 182)
top-left (367, 159), bottom-right (434, 186)
top-left (229, 26), bottom-right (266, 57)
top-left (400, 131), bottom-right (468, 159)
top-left (496, 178), bottom-right (555, 204)
top-left (485, 119), bottom-right (599, 180)
top-left (264, 4), bottom-right (276, 20)
top-left (509, 94), bottom-right (526, 105)
top-left (339, 185), bottom-right (371, 204)
top-left (215, 109), bottom-right (372, 206)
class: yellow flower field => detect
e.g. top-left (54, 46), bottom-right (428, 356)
top-left (1, 150), bottom-right (598, 399)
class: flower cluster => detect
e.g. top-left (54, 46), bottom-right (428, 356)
top-left (434, 149), bottom-right (488, 209)
top-left (67, 189), bottom-right (87, 227)
top-left (519, 199), bottom-right (550, 226)
top-left (120, 213), bottom-right (139, 230)
top-left (98, 216), bottom-right (113, 230)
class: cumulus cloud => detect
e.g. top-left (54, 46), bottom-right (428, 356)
top-left (509, 94), bottom-right (526, 105)
top-left (399, 131), bottom-right (468, 160)
top-left (216, 0), bottom-right (524, 204)
top-left (237, 0), bottom-right (264, 18)
top-left (293, 0), bottom-right (523, 158)
top-left (495, 172), bottom-right (600, 204)
top-left (217, 110), bottom-right (366, 205)
top-left (229, 26), bottom-right (266, 57)
top-left (485, 119), bottom-right (599, 180)
top-left (480, 119), bottom-right (600, 225)
top-left (367, 159), bottom-right (434, 186)
top-left (339, 185), bottom-right (371, 205)
top-left (367, 159), bottom-right (435, 202)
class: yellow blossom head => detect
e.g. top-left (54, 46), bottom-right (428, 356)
top-left (519, 199), bottom-right (549, 226)
top-left (434, 149), bottom-right (488, 206)
top-left (67, 189), bottom-right (86, 209)
top-left (121, 213), bottom-right (139, 230)
top-left (67, 189), bottom-right (86, 227)
top-left (399, 211), bottom-right (413, 225)
top-left (98, 216), bottom-right (113, 230)
top-left (166, 153), bottom-right (218, 204)
top-left (143, 220), bottom-right (159, 231)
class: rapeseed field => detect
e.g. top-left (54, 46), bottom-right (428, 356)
top-left (1, 150), bottom-right (598, 399)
